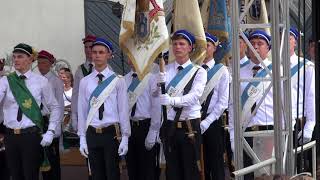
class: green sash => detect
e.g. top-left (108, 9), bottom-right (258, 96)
top-left (7, 72), bottom-right (43, 131)
top-left (7, 72), bottom-right (51, 171)
top-left (81, 64), bottom-right (90, 77)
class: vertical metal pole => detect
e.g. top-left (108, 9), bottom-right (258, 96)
top-left (312, 0), bottom-right (320, 170)
top-left (271, 0), bottom-right (283, 175)
top-left (282, 0), bottom-right (294, 176)
top-left (231, 0), bottom-right (243, 179)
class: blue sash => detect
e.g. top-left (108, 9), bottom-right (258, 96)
top-left (241, 64), bottom-right (272, 108)
top-left (290, 61), bottom-right (310, 77)
top-left (240, 60), bottom-right (250, 68)
top-left (166, 64), bottom-right (194, 92)
top-left (128, 77), bottom-right (141, 92)
top-left (89, 74), bottom-right (117, 108)
top-left (207, 63), bottom-right (224, 82)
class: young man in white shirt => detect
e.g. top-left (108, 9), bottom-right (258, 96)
top-left (77, 38), bottom-right (131, 180)
top-left (37, 50), bottom-right (64, 180)
top-left (158, 29), bottom-right (207, 180)
top-left (0, 43), bottom-right (61, 180)
top-left (200, 32), bottom-right (230, 180)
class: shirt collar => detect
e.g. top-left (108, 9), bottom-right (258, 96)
top-left (174, 59), bottom-right (192, 70)
top-left (44, 71), bottom-right (54, 79)
top-left (202, 58), bottom-right (215, 69)
top-left (240, 56), bottom-right (248, 64)
top-left (84, 60), bottom-right (93, 68)
top-left (290, 53), bottom-right (298, 64)
top-left (249, 58), bottom-right (271, 69)
top-left (16, 69), bottom-right (32, 79)
top-left (92, 66), bottom-right (112, 78)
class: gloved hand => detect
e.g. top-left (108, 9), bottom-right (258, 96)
top-left (157, 72), bottom-right (166, 84)
top-left (200, 119), bottom-right (211, 134)
top-left (298, 131), bottom-right (312, 145)
top-left (79, 136), bottom-right (89, 158)
top-left (145, 130), bottom-right (157, 150)
top-left (159, 94), bottom-right (174, 106)
top-left (40, 130), bottom-right (54, 147)
top-left (118, 136), bottom-right (129, 156)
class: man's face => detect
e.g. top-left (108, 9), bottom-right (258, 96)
top-left (205, 41), bottom-right (217, 59)
top-left (84, 41), bottom-right (94, 60)
top-left (172, 38), bottom-right (192, 63)
top-left (91, 45), bottom-right (112, 67)
top-left (289, 35), bottom-right (297, 54)
top-left (248, 38), bottom-right (270, 62)
top-left (239, 38), bottom-right (248, 57)
top-left (13, 52), bottom-right (33, 72)
top-left (37, 58), bottom-right (52, 75)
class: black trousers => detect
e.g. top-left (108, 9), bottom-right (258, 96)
top-left (0, 124), bottom-right (10, 180)
top-left (86, 126), bottom-right (120, 180)
top-left (127, 119), bottom-right (157, 180)
top-left (202, 118), bottom-right (225, 180)
top-left (0, 150), bottom-right (10, 180)
top-left (4, 128), bottom-right (42, 180)
top-left (42, 137), bottom-right (61, 180)
top-left (162, 119), bottom-right (201, 180)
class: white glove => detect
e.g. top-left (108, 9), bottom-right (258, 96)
top-left (118, 136), bottom-right (129, 156)
top-left (40, 131), bottom-right (54, 147)
top-left (79, 136), bottom-right (89, 158)
top-left (145, 130), bottom-right (157, 150)
top-left (200, 119), bottom-right (211, 134)
top-left (157, 72), bottom-right (166, 84)
top-left (298, 131), bottom-right (312, 145)
top-left (159, 94), bottom-right (174, 106)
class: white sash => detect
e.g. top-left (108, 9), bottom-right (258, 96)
top-left (167, 66), bottom-right (199, 97)
top-left (200, 66), bottom-right (227, 104)
top-left (86, 76), bottom-right (119, 130)
top-left (128, 73), bottom-right (152, 110)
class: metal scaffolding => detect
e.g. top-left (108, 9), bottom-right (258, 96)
top-left (231, 0), bottom-right (294, 178)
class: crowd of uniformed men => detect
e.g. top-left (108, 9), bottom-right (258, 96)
top-left (0, 27), bottom-right (316, 180)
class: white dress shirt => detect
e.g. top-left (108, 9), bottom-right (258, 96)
top-left (229, 59), bottom-right (275, 141)
top-left (77, 66), bottom-right (131, 138)
top-left (290, 53), bottom-right (315, 138)
top-left (0, 70), bottom-right (61, 132)
top-left (240, 56), bottom-right (249, 65)
top-left (125, 71), bottom-right (161, 133)
top-left (63, 88), bottom-right (73, 107)
top-left (71, 60), bottom-right (92, 129)
top-left (202, 59), bottom-right (230, 123)
top-left (163, 60), bottom-right (207, 120)
top-left (44, 71), bottom-right (65, 137)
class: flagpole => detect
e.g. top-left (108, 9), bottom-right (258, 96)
top-left (159, 54), bottom-right (167, 123)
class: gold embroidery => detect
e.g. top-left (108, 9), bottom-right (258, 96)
top-left (22, 98), bottom-right (32, 109)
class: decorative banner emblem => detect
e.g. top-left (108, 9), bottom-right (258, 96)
top-left (247, 85), bottom-right (260, 98)
top-left (128, 91), bottom-right (137, 103)
top-left (167, 86), bottom-right (177, 97)
top-left (90, 97), bottom-right (99, 108)
top-left (22, 98), bottom-right (32, 109)
top-left (249, 0), bottom-right (261, 20)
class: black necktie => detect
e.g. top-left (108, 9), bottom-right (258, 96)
top-left (202, 64), bottom-right (209, 70)
top-left (177, 65), bottom-right (184, 72)
top-left (97, 74), bottom-right (104, 120)
top-left (251, 65), bottom-right (262, 113)
top-left (88, 63), bottom-right (93, 74)
top-left (131, 73), bottom-right (137, 117)
top-left (17, 75), bottom-right (26, 122)
top-left (173, 66), bottom-right (184, 112)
